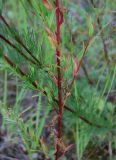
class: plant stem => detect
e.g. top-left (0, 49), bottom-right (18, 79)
top-left (90, 1), bottom-right (109, 63)
top-left (55, 0), bottom-right (63, 159)
top-left (97, 17), bottom-right (109, 63)
top-left (81, 62), bottom-right (93, 85)
top-left (0, 15), bottom-right (41, 65)
top-left (0, 34), bottom-right (37, 65)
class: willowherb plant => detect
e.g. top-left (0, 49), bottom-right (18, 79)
top-left (0, 0), bottom-right (116, 159)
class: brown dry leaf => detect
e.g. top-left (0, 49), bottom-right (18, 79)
top-left (57, 138), bottom-right (66, 151)
top-left (48, 35), bottom-right (58, 49)
top-left (45, 27), bottom-right (58, 49)
top-left (42, 0), bottom-right (53, 11)
top-left (45, 27), bottom-right (53, 37)
top-left (48, 71), bottom-right (58, 86)
top-left (60, 6), bottom-right (67, 13)
top-left (73, 57), bottom-right (79, 77)
top-left (58, 144), bottom-right (74, 160)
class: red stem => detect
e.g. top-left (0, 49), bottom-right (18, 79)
top-left (55, 0), bottom-right (63, 159)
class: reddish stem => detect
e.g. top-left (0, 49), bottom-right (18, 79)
top-left (55, 0), bottom-right (63, 159)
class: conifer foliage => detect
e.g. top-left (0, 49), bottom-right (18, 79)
top-left (0, 0), bottom-right (116, 159)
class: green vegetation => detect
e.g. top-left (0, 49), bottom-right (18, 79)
top-left (0, 0), bottom-right (116, 159)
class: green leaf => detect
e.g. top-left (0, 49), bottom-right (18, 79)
top-left (87, 16), bottom-right (94, 37)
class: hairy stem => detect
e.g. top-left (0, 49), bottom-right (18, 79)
top-left (55, 0), bottom-right (63, 159)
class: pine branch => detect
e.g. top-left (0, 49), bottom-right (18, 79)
top-left (4, 55), bottom-right (38, 89)
top-left (0, 15), bottom-right (41, 66)
top-left (3, 55), bottom-right (111, 130)
top-left (0, 34), bottom-right (37, 65)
